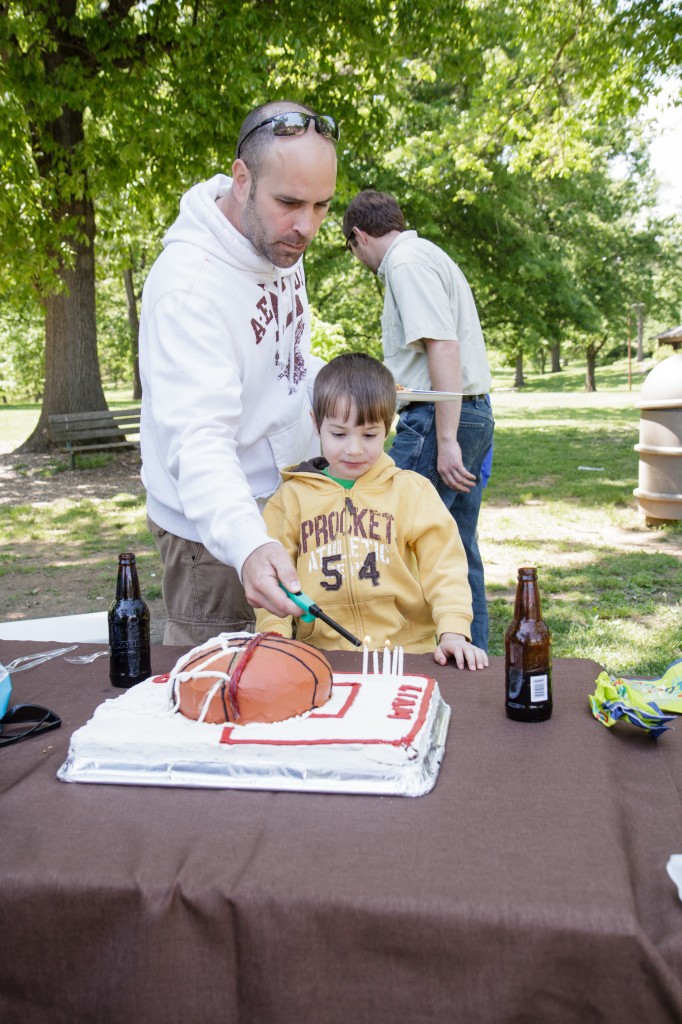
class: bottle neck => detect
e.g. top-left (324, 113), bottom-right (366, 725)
top-left (514, 570), bottom-right (542, 621)
top-left (116, 555), bottom-right (141, 600)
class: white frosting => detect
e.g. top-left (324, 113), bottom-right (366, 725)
top-left (58, 671), bottom-right (451, 796)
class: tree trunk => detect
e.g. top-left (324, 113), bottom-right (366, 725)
top-left (514, 353), bottom-right (525, 388)
top-left (124, 264), bottom-right (142, 400)
top-left (585, 345), bottom-right (597, 392)
top-left (550, 342), bottom-right (561, 372)
top-left (16, 45), bottom-right (107, 454)
top-left (18, 195), bottom-right (107, 453)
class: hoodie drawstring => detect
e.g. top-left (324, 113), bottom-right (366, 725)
top-left (274, 268), bottom-right (297, 389)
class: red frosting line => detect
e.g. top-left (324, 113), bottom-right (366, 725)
top-left (227, 633), bottom-right (273, 720)
top-left (218, 678), bottom-right (435, 748)
top-left (310, 682), bottom-right (360, 718)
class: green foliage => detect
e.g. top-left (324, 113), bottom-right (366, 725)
top-left (0, 305), bottom-right (45, 400)
top-left (305, 216), bottom-right (385, 358)
top-left (321, 0), bottom-right (682, 373)
top-left (95, 271), bottom-right (136, 387)
top-left (0, 0), bottom-right (680, 406)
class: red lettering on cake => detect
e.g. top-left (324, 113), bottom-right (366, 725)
top-left (388, 699), bottom-right (416, 720)
top-left (387, 684), bottom-right (423, 720)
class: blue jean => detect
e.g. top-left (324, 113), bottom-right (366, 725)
top-left (389, 397), bottom-right (495, 651)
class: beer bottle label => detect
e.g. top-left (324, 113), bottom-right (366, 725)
top-left (506, 667), bottom-right (550, 707)
top-left (529, 672), bottom-right (549, 702)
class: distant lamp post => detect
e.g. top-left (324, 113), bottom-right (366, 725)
top-left (631, 303), bottom-right (646, 363)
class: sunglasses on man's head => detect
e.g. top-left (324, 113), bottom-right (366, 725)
top-left (237, 112), bottom-right (340, 160)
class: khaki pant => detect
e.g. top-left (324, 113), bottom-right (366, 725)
top-left (147, 516), bottom-right (255, 646)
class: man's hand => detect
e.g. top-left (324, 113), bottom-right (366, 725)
top-left (424, 338), bottom-right (476, 493)
top-left (436, 438), bottom-right (477, 493)
top-left (242, 542), bottom-right (304, 618)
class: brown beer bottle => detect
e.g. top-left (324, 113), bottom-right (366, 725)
top-left (505, 567), bottom-right (552, 722)
top-left (108, 552), bottom-right (151, 689)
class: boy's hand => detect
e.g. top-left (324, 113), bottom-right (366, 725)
top-left (435, 632), bottom-right (489, 671)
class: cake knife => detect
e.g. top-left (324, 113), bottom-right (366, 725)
top-left (278, 584), bottom-right (362, 648)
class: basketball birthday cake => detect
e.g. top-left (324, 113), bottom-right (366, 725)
top-left (58, 633), bottom-right (451, 797)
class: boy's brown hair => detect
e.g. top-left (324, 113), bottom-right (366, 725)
top-left (313, 353), bottom-right (396, 433)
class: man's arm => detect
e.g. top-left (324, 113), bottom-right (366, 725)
top-left (425, 338), bottom-right (476, 493)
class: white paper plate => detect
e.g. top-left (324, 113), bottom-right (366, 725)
top-left (396, 389), bottom-right (466, 402)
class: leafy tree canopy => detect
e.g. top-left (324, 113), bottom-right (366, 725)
top-left (0, 0), bottom-right (680, 433)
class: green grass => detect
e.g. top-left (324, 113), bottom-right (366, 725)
top-left (1, 363), bottom-right (681, 675)
top-left (483, 359), bottom-right (681, 675)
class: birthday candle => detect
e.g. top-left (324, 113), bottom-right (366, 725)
top-left (373, 649), bottom-right (379, 675)
top-left (383, 640), bottom-right (390, 675)
top-left (362, 636), bottom-right (371, 677)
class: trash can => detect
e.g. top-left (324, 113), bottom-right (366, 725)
top-left (633, 352), bottom-right (682, 524)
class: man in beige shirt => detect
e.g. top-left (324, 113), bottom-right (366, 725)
top-left (343, 189), bottom-right (494, 649)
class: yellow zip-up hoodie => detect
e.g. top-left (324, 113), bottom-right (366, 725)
top-left (256, 452), bottom-right (473, 652)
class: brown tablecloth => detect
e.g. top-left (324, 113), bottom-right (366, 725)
top-left (1, 640), bottom-right (681, 1024)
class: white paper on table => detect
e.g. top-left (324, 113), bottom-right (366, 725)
top-left (666, 855), bottom-right (682, 901)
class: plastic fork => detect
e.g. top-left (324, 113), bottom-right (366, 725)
top-left (5, 645), bottom-right (78, 674)
top-left (64, 650), bottom-right (109, 664)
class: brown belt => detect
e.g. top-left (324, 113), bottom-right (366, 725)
top-left (401, 393), bottom-right (485, 413)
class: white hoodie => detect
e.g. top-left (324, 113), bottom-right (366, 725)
top-left (139, 174), bottom-right (321, 577)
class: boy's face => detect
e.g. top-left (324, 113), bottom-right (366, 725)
top-left (316, 403), bottom-right (387, 481)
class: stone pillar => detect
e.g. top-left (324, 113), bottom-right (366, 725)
top-left (633, 353), bottom-right (682, 524)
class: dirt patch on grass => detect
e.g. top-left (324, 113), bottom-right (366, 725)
top-left (480, 500), bottom-right (682, 598)
top-left (1, 448), bottom-right (144, 505)
top-left (1, 448), bottom-right (168, 640)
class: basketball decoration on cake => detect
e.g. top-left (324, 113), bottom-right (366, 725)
top-left (170, 633), bottom-right (333, 725)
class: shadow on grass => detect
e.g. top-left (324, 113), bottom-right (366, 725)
top-left (1, 495), bottom-right (155, 567)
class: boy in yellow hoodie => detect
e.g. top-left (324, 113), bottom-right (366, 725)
top-left (256, 353), bottom-right (488, 670)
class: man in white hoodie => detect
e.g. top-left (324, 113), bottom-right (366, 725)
top-left (140, 101), bottom-right (338, 644)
